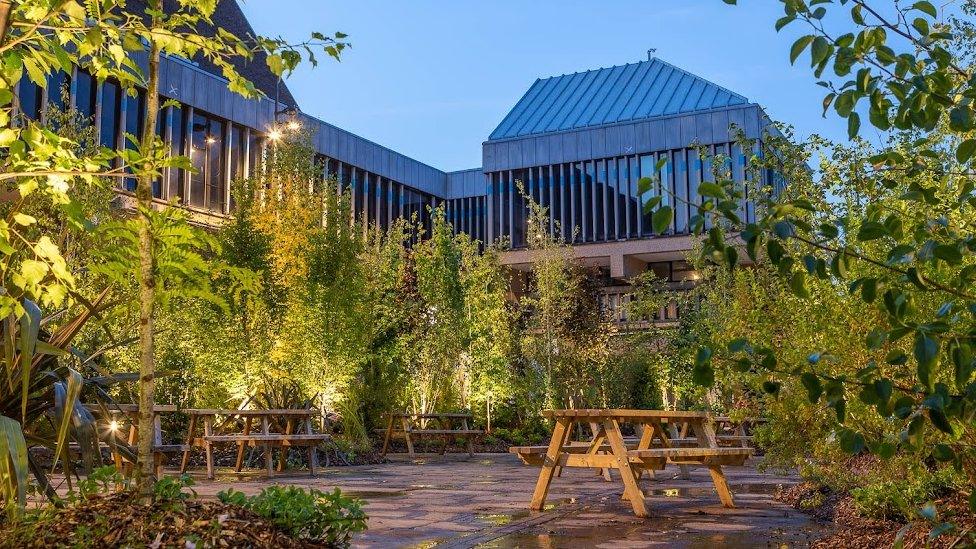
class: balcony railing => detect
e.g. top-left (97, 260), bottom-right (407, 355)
top-left (599, 282), bottom-right (693, 332)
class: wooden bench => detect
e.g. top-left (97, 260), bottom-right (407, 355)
top-left (513, 409), bottom-right (754, 517)
top-left (510, 445), bottom-right (751, 468)
top-left (380, 412), bottom-right (484, 457)
top-left (180, 409), bottom-right (329, 479)
top-left (84, 404), bottom-right (187, 477)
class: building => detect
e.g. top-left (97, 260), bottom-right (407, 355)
top-left (14, 2), bottom-right (777, 329)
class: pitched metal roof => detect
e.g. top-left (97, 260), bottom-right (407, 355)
top-left (488, 57), bottom-right (749, 141)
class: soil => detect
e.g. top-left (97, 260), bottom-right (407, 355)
top-left (777, 482), bottom-right (975, 548)
top-left (0, 492), bottom-right (320, 548)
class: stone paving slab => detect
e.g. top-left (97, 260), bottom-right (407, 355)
top-left (183, 454), bottom-right (829, 548)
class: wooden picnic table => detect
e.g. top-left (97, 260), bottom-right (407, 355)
top-left (179, 408), bottom-right (329, 479)
top-left (509, 409), bottom-right (752, 518)
top-left (379, 412), bottom-right (484, 457)
top-left (84, 404), bottom-right (186, 476)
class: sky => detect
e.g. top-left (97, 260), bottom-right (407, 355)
top-left (236, 0), bottom-right (878, 172)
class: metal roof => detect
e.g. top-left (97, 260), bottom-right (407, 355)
top-left (488, 57), bottom-right (749, 141)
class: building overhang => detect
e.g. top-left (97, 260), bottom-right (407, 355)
top-left (498, 235), bottom-right (700, 280)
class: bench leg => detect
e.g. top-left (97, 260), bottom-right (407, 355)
top-left (530, 418), bottom-right (570, 511)
top-left (380, 416), bottom-right (395, 458)
top-left (309, 444), bottom-right (317, 476)
top-left (261, 417), bottom-right (273, 478)
top-left (708, 465), bottom-right (735, 508)
top-left (180, 415), bottom-right (197, 475)
top-left (462, 418), bottom-right (475, 457)
top-left (667, 424), bottom-right (691, 480)
top-left (235, 417), bottom-right (252, 473)
top-left (278, 419), bottom-right (294, 473)
top-left (400, 417), bottom-right (415, 456)
top-left (204, 417), bottom-right (214, 480)
top-left (604, 419), bottom-right (647, 518)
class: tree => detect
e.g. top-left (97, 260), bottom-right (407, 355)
top-left (642, 0), bottom-right (976, 517)
top-left (0, 0), bottom-right (348, 499)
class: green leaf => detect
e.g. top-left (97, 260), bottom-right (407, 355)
top-left (912, 1), bottom-right (937, 17)
top-left (790, 36), bottom-right (815, 64)
top-left (914, 332), bottom-right (939, 390)
top-left (928, 408), bottom-right (954, 435)
top-left (847, 112), bottom-right (861, 139)
top-left (790, 271), bottom-right (811, 299)
top-left (957, 139), bottom-right (976, 163)
top-left (652, 206), bottom-right (673, 234)
top-left (857, 221), bottom-right (888, 241)
top-left (762, 380), bottom-right (782, 396)
top-left (801, 373), bottom-right (822, 403)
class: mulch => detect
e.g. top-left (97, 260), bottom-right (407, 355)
top-left (777, 482), bottom-right (975, 548)
top-left (0, 492), bottom-right (318, 548)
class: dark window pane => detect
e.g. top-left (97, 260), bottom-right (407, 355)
top-left (74, 71), bottom-right (96, 120)
top-left (17, 78), bottom-right (42, 120)
top-left (100, 81), bottom-right (121, 150)
top-left (207, 117), bottom-right (225, 211)
top-left (123, 90), bottom-right (145, 192)
top-left (189, 112), bottom-right (207, 207)
top-left (639, 155), bottom-right (654, 236)
top-left (47, 71), bottom-right (70, 110)
top-left (169, 105), bottom-right (186, 200)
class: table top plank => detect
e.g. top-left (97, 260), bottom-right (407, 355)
top-left (388, 413), bottom-right (473, 419)
top-left (184, 408), bottom-right (318, 416)
top-left (541, 409), bottom-right (711, 420)
top-left (84, 404), bottom-right (178, 413)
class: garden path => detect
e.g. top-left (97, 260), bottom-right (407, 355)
top-left (186, 454), bottom-right (829, 547)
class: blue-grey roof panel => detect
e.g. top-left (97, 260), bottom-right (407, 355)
top-left (488, 57), bottom-right (749, 141)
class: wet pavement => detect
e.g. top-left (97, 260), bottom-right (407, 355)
top-left (185, 454), bottom-right (829, 548)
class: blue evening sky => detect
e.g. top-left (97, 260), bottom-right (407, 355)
top-left (235, 1), bottom-right (925, 172)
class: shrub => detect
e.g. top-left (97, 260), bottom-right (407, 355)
top-left (218, 486), bottom-right (367, 546)
top-left (851, 466), bottom-right (962, 522)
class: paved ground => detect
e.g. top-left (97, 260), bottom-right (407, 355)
top-left (185, 454), bottom-right (829, 548)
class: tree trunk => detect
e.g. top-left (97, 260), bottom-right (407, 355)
top-left (135, 28), bottom-right (162, 501)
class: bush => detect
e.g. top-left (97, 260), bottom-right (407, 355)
top-left (851, 466), bottom-right (962, 522)
top-left (218, 486), bottom-right (367, 546)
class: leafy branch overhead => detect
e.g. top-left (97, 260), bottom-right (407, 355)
top-left (671, 0), bottom-right (976, 514)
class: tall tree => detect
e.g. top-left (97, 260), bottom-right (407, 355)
top-left (0, 0), bottom-right (348, 499)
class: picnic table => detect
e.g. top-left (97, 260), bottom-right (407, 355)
top-left (179, 408), bottom-right (329, 479)
top-left (85, 404), bottom-right (187, 476)
top-left (509, 409), bottom-right (752, 517)
top-left (379, 412), bottom-right (483, 457)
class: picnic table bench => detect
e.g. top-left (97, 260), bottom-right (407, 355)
top-left (179, 408), bottom-right (329, 479)
top-left (510, 409), bottom-right (752, 518)
top-left (84, 404), bottom-right (187, 476)
top-left (379, 412), bottom-right (484, 457)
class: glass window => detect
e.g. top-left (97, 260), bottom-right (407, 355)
top-left (123, 90), bottom-right (145, 192)
top-left (501, 171), bottom-right (511, 242)
top-left (74, 71), bottom-right (96, 120)
top-left (100, 81), bottom-right (121, 150)
top-left (168, 105), bottom-right (186, 200)
top-left (229, 125), bottom-right (245, 181)
top-left (512, 169), bottom-right (526, 248)
top-left (188, 112), bottom-right (207, 207)
top-left (657, 152), bottom-right (673, 235)
top-left (392, 182), bottom-right (402, 222)
top-left (639, 154), bottom-right (655, 237)
top-left (582, 162), bottom-right (594, 241)
top-left (628, 156), bottom-right (639, 238)
top-left (206, 117), bottom-right (225, 212)
top-left (674, 150), bottom-right (689, 234)
top-left (572, 163), bottom-right (583, 242)
top-left (47, 71), bottom-right (70, 110)
top-left (247, 132), bottom-right (262, 179)
top-left (17, 78), bottom-right (42, 120)
top-left (547, 166), bottom-right (559, 236)
top-left (367, 173), bottom-right (377, 225)
top-left (608, 158), bottom-right (619, 240)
